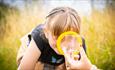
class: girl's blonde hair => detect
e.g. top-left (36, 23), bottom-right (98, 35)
top-left (45, 7), bottom-right (81, 37)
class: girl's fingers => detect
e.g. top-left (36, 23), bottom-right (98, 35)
top-left (62, 47), bottom-right (79, 64)
top-left (62, 47), bottom-right (71, 61)
top-left (62, 47), bottom-right (76, 64)
top-left (63, 47), bottom-right (84, 69)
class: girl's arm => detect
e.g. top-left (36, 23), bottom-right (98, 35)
top-left (18, 39), bottom-right (41, 70)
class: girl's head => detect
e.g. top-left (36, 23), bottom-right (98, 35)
top-left (45, 7), bottom-right (81, 36)
top-left (44, 7), bottom-right (81, 50)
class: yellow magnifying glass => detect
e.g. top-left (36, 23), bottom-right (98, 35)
top-left (56, 31), bottom-right (82, 57)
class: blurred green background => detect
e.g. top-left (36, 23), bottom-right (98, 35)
top-left (0, 0), bottom-right (115, 70)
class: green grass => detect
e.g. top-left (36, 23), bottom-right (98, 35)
top-left (81, 9), bottom-right (115, 70)
top-left (0, 6), bottom-right (115, 70)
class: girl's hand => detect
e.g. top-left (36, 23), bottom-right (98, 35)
top-left (63, 47), bottom-right (93, 70)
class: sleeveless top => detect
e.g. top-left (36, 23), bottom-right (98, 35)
top-left (29, 24), bottom-right (86, 69)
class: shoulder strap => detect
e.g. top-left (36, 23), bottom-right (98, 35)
top-left (31, 24), bottom-right (46, 52)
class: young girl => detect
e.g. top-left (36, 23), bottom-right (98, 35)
top-left (17, 7), bottom-right (96, 70)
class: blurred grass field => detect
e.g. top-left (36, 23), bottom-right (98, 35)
top-left (0, 1), bottom-right (115, 70)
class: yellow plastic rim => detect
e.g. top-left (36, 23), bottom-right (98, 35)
top-left (56, 31), bottom-right (82, 55)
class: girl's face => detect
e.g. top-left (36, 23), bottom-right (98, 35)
top-left (45, 30), bottom-right (81, 55)
top-left (44, 25), bottom-right (81, 55)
